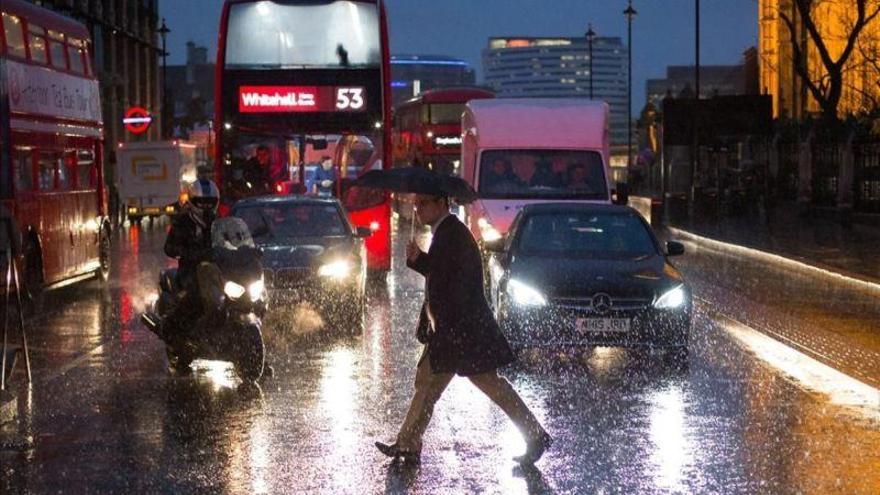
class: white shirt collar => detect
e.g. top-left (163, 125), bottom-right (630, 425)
top-left (431, 212), bottom-right (451, 234)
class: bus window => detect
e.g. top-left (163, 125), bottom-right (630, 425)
top-left (28, 25), bottom-right (49, 65)
top-left (13, 149), bottom-right (33, 192)
top-left (59, 153), bottom-right (76, 190)
top-left (48, 30), bottom-right (67, 69)
top-left (77, 150), bottom-right (96, 189)
top-left (68, 39), bottom-right (84, 74)
top-left (2, 13), bottom-right (26, 59)
top-left (38, 152), bottom-right (60, 191)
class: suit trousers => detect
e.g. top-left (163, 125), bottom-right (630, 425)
top-left (395, 351), bottom-right (545, 451)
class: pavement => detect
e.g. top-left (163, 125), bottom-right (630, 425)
top-left (668, 204), bottom-right (880, 284)
top-left (0, 216), bottom-right (878, 494)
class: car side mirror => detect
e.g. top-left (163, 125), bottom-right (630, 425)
top-left (613, 182), bottom-right (630, 205)
top-left (666, 241), bottom-right (685, 257)
top-left (355, 226), bottom-right (372, 238)
top-left (484, 238), bottom-right (506, 253)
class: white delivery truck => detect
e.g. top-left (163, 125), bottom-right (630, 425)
top-left (117, 141), bottom-right (198, 222)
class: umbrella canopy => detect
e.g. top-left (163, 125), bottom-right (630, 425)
top-left (356, 167), bottom-right (478, 203)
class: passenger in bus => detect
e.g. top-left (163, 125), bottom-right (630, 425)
top-left (242, 145), bottom-right (273, 195)
top-left (312, 156), bottom-right (337, 197)
top-left (483, 158), bottom-right (524, 192)
top-left (566, 162), bottom-right (600, 192)
top-left (529, 159), bottom-right (561, 189)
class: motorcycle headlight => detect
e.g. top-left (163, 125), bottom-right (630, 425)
top-left (507, 279), bottom-right (547, 307)
top-left (318, 260), bottom-right (352, 279)
top-left (654, 285), bottom-right (687, 309)
top-left (247, 279), bottom-right (265, 302)
top-left (224, 281), bottom-right (246, 300)
top-left (478, 217), bottom-right (502, 242)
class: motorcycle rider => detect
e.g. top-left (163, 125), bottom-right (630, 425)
top-left (162, 178), bottom-right (222, 335)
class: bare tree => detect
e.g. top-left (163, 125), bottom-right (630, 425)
top-left (779, 0), bottom-right (880, 120)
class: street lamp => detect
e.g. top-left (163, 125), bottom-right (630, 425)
top-left (692, 0), bottom-right (701, 215)
top-left (157, 18), bottom-right (170, 139)
top-left (624, 1), bottom-right (637, 171)
top-left (586, 23), bottom-right (596, 100)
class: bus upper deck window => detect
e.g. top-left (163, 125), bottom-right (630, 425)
top-left (13, 149), bottom-right (34, 193)
top-left (77, 150), bottom-right (96, 189)
top-left (38, 152), bottom-right (60, 191)
top-left (68, 38), bottom-right (84, 74)
top-left (28, 25), bottom-right (49, 65)
top-left (48, 30), bottom-right (67, 69)
top-left (2, 13), bottom-right (26, 59)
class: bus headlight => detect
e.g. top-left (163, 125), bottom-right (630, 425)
top-left (477, 217), bottom-right (502, 242)
top-left (654, 285), bottom-right (686, 309)
top-left (224, 281), bottom-right (246, 299)
top-left (318, 260), bottom-right (352, 280)
top-left (247, 279), bottom-right (265, 302)
top-left (507, 279), bottom-right (547, 307)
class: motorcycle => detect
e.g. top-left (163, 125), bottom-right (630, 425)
top-left (142, 217), bottom-right (267, 382)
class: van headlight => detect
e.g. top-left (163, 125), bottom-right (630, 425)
top-left (478, 217), bottom-right (502, 242)
top-left (247, 279), bottom-right (265, 302)
top-left (318, 260), bottom-right (352, 279)
top-left (507, 279), bottom-right (547, 307)
top-left (224, 281), bottom-right (246, 299)
top-left (654, 285), bottom-right (686, 309)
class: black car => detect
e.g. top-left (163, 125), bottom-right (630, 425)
top-left (484, 204), bottom-right (691, 355)
top-left (231, 196), bottom-right (371, 334)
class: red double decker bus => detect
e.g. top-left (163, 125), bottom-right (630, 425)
top-left (0, 0), bottom-right (110, 295)
top-left (215, 0), bottom-right (393, 271)
top-left (393, 88), bottom-right (494, 175)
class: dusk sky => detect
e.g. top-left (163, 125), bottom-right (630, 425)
top-left (158, 0), bottom-right (758, 112)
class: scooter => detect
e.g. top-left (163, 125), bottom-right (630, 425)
top-left (142, 218), bottom-right (267, 382)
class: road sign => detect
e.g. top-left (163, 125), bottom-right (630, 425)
top-left (123, 107), bottom-right (153, 134)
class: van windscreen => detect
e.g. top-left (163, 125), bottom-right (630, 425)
top-left (478, 150), bottom-right (607, 200)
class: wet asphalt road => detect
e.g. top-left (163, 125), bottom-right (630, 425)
top-left (2, 219), bottom-right (879, 494)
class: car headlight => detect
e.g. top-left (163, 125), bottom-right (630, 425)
top-left (318, 260), bottom-right (352, 279)
top-left (247, 279), bottom-right (265, 302)
top-left (654, 285), bottom-right (687, 309)
top-left (224, 281), bottom-right (246, 299)
top-left (478, 217), bottom-right (502, 242)
top-left (507, 279), bottom-right (547, 307)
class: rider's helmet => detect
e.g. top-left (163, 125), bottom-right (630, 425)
top-left (185, 179), bottom-right (220, 214)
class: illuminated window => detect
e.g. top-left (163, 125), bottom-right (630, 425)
top-left (3, 13), bottom-right (26, 58)
top-left (48, 30), bottom-right (67, 69)
top-left (68, 38), bottom-right (84, 73)
top-left (38, 152), bottom-right (60, 191)
top-left (28, 25), bottom-right (48, 65)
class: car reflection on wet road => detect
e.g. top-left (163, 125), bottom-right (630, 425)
top-left (2, 220), bottom-right (879, 494)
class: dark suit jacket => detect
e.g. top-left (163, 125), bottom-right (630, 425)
top-left (407, 215), bottom-right (515, 376)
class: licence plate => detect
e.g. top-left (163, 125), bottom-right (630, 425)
top-left (576, 318), bottom-right (630, 333)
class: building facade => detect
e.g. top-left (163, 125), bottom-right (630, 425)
top-left (645, 63), bottom-right (751, 106)
top-left (481, 37), bottom-right (628, 148)
top-left (390, 55), bottom-right (477, 106)
top-left (759, 0), bottom-right (880, 118)
top-left (25, 0), bottom-right (162, 185)
top-left (166, 41), bottom-right (214, 134)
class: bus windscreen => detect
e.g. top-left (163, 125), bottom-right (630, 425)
top-left (225, 1), bottom-right (381, 69)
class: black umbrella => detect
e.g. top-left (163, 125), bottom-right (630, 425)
top-left (356, 167), bottom-right (478, 203)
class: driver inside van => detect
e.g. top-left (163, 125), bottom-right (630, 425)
top-left (483, 158), bottom-right (524, 192)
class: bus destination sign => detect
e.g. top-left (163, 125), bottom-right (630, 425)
top-left (238, 86), bottom-right (366, 113)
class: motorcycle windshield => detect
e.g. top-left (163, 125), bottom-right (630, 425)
top-left (212, 217), bottom-right (255, 250)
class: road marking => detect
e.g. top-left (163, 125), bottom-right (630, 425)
top-left (669, 227), bottom-right (880, 296)
top-left (38, 344), bottom-right (106, 385)
top-left (714, 313), bottom-right (880, 421)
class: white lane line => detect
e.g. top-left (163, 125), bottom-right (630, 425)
top-left (714, 314), bottom-right (880, 421)
top-left (668, 227), bottom-right (880, 296)
top-left (38, 344), bottom-right (106, 385)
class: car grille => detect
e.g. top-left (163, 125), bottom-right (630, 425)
top-left (550, 295), bottom-right (653, 312)
top-left (264, 267), bottom-right (315, 288)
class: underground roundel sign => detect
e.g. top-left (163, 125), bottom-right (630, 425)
top-left (123, 107), bottom-right (153, 134)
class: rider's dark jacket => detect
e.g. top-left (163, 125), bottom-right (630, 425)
top-left (164, 208), bottom-right (215, 286)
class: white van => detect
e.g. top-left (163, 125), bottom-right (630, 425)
top-left (117, 141), bottom-right (198, 221)
top-left (461, 98), bottom-right (620, 243)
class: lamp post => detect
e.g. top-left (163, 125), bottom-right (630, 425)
top-left (157, 18), bottom-right (170, 139)
top-left (586, 23), bottom-right (596, 100)
top-left (624, 1), bottom-right (637, 171)
top-left (692, 0), bottom-right (701, 216)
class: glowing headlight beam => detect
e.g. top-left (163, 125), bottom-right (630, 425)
top-left (224, 281), bottom-right (246, 299)
top-left (654, 285), bottom-right (686, 309)
top-left (247, 279), bottom-right (265, 302)
top-left (507, 279), bottom-right (547, 307)
top-left (318, 260), bottom-right (352, 279)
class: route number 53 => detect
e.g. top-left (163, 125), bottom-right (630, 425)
top-left (336, 88), bottom-right (365, 110)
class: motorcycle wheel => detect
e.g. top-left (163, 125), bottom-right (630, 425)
top-left (166, 344), bottom-right (194, 374)
top-left (234, 324), bottom-right (265, 382)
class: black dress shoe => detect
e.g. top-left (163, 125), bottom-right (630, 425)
top-left (513, 432), bottom-right (552, 465)
top-left (375, 441), bottom-right (421, 463)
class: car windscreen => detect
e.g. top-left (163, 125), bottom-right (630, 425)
top-left (225, 1), bottom-right (381, 69)
top-left (234, 204), bottom-right (350, 240)
top-left (517, 211), bottom-right (657, 259)
top-left (478, 149), bottom-right (607, 200)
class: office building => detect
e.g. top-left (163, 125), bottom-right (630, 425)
top-left (391, 54), bottom-right (477, 105)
